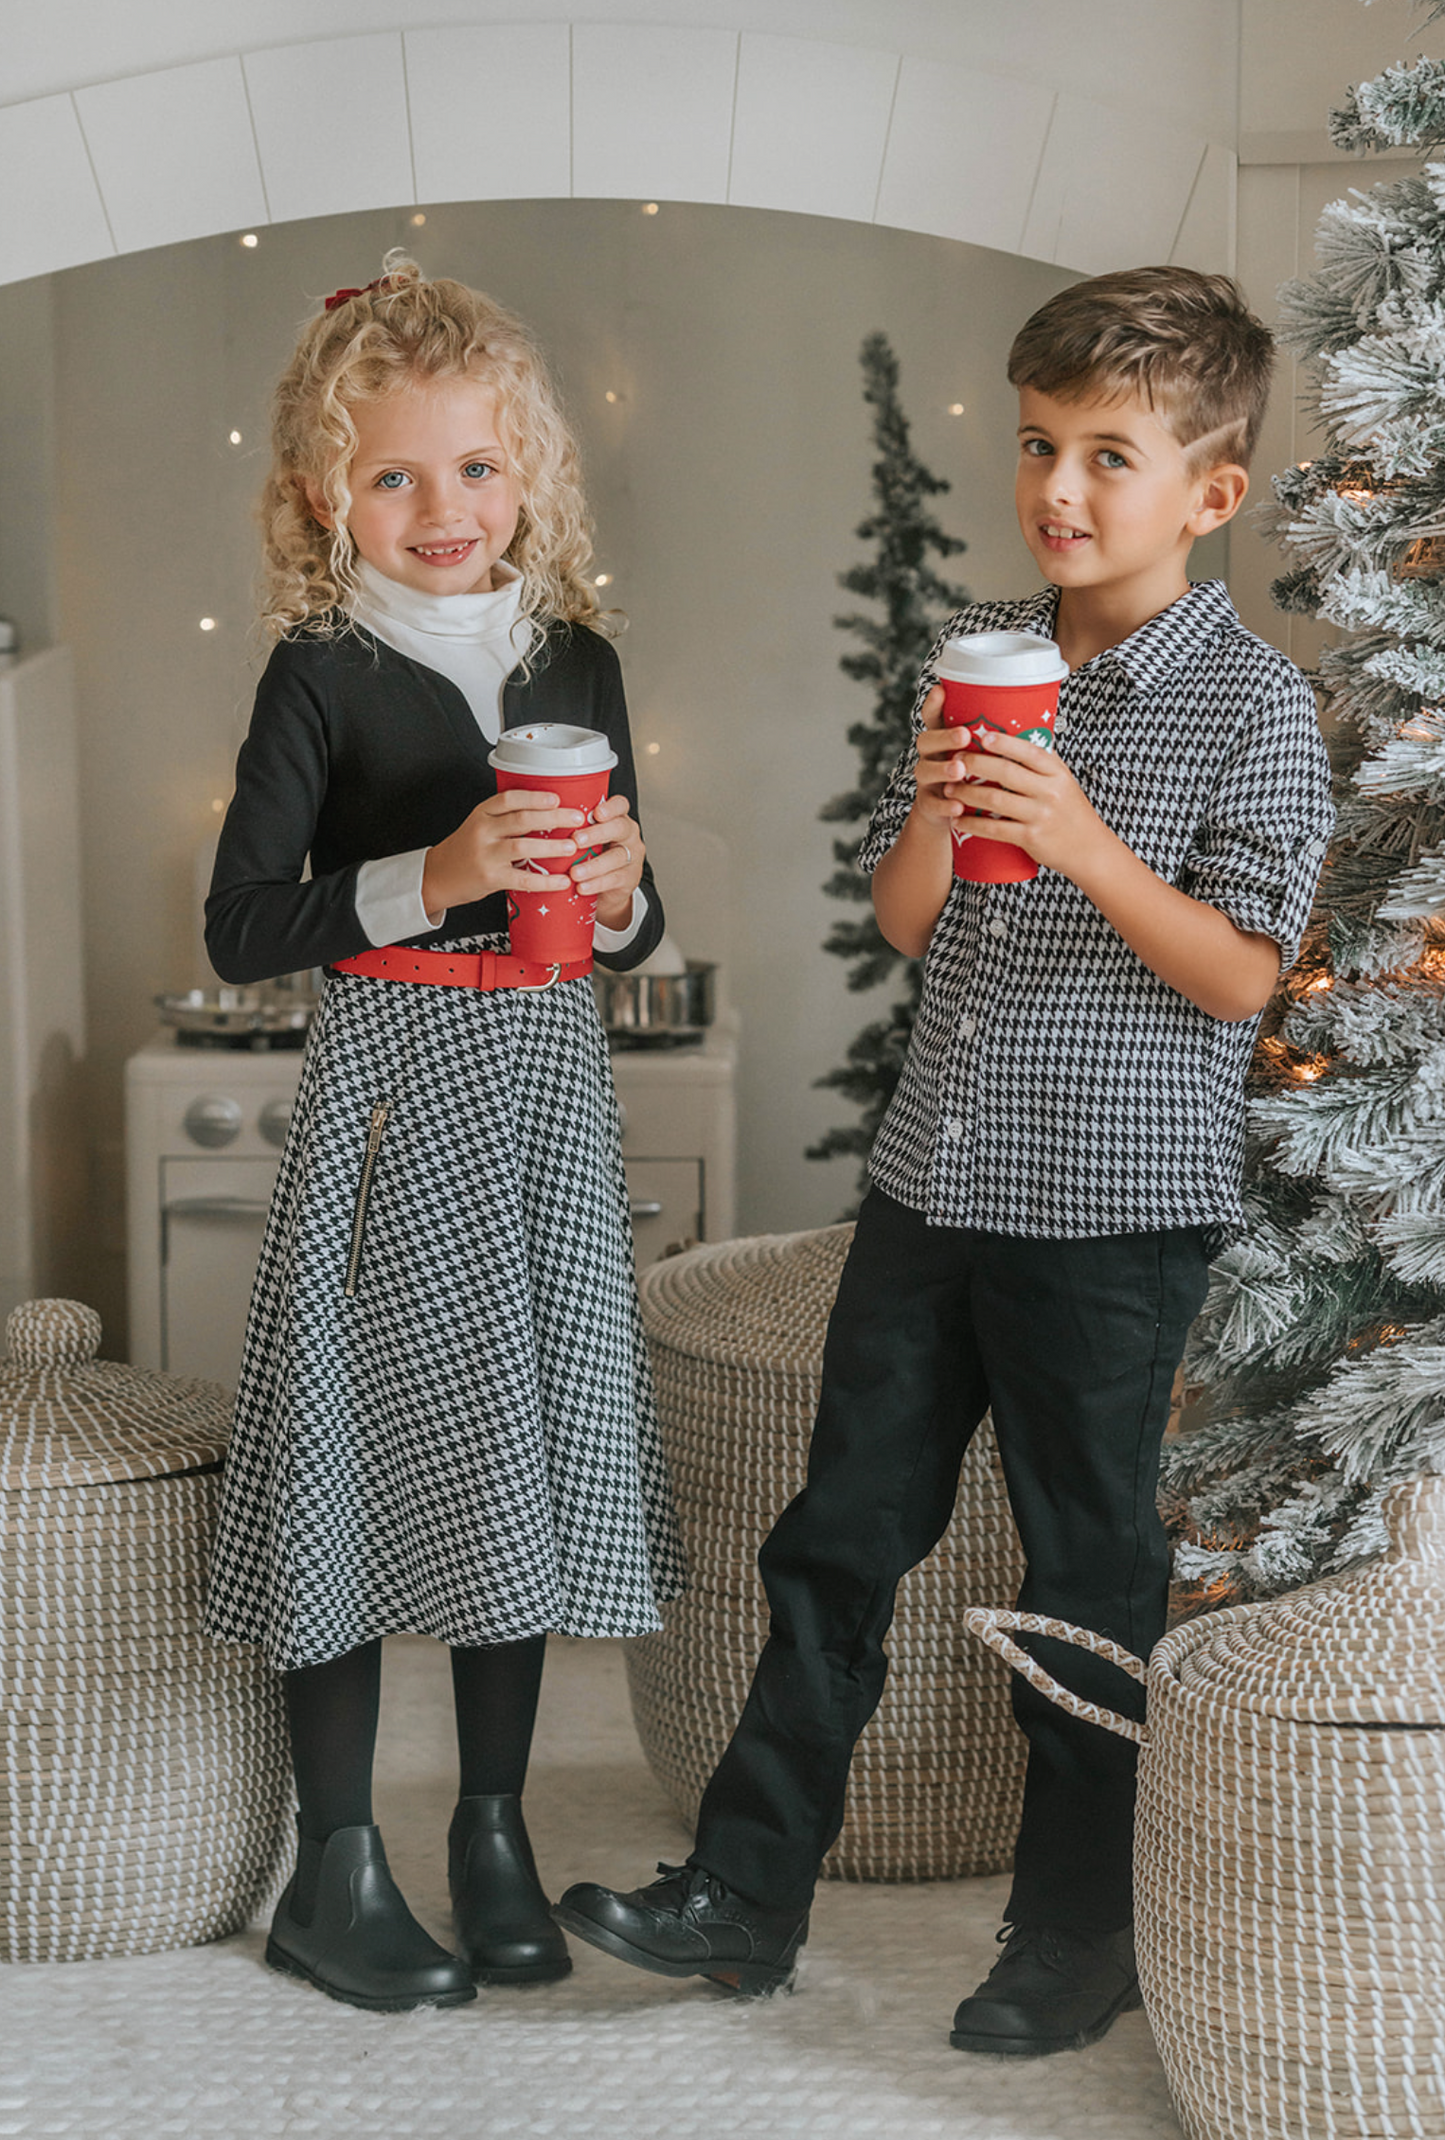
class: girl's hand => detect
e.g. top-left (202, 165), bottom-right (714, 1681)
top-left (952, 728), bottom-right (1111, 880)
top-left (569, 792), bottom-right (644, 931)
top-left (422, 789), bottom-right (586, 917)
top-left (911, 686), bottom-right (970, 835)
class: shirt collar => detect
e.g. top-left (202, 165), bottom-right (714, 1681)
top-left (1090, 579), bottom-right (1243, 691)
top-left (1010, 578), bottom-right (1240, 690)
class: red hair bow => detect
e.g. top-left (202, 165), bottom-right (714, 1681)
top-left (324, 275), bottom-right (394, 313)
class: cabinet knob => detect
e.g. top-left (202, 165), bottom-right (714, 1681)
top-left (629, 1199), bottom-right (664, 1220)
top-left (259, 1096), bottom-right (293, 1148)
top-left (183, 1095), bottom-right (242, 1148)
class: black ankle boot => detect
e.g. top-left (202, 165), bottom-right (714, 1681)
top-left (266, 1821), bottom-right (476, 2012)
top-left (448, 1795), bottom-right (572, 1984)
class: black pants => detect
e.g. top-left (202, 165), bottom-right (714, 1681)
top-left (692, 1187), bottom-right (1210, 1932)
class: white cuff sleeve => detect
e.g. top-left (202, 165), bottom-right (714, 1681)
top-left (355, 851), bottom-right (443, 946)
top-left (593, 887), bottom-right (648, 952)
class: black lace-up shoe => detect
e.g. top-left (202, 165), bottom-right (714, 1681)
top-left (948, 1922), bottom-right (1142, 2056)
top-left (554, 1862), bottom-right (808, 1997)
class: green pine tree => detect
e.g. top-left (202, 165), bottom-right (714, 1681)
top-left (1161, 6), bottom-right (1445, 1608)
top-left (807, 333), bottom-right (970, 1200)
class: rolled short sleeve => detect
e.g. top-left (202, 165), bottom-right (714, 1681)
top-left (1178, 661), bottom-right (1334, 974)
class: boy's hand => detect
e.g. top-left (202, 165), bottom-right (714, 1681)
top-left (951, 727), bottom-right (1112, 882)
top-left (910, 686), bottom-right (970, 834)
top-left (568, 791), bottom-right (645, 931)
top-left (422, 789), bottom-right (585, 917)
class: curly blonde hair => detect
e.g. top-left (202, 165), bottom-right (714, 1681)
top-left (259, 252), bottom-right (611, 640)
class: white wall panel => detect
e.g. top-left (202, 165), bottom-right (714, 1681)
top-left (729, 32), bottom-right (897, 223)
top-left (571, 23), bottom-right (737, 205)
top-left (406, 25), bottom-right (572, 204)
top-left (0, 650), bottom-right (85, 1320)
top-left (1022, 91), bottom-right (1210, 275)
top-left (1169, 140), bottom-right (1235, 276)
top-left (0, 96), bottom-right (113, 283)
top-left (875, 58), bottom-right (1055, 255)
top-left (74, 59), bottom-right (267, 255)
top-left (243, 34), bottom-right (413, 224)
top-left (5, 2), bottom-right (1241, 148)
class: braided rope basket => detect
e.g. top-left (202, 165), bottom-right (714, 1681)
top-left (626, 1227), bottom-right (1026, 1882)
top-left (0, 1299), bottom-right (292, 1961)
top-left (967, 1474), bottom-right (1445, 2140)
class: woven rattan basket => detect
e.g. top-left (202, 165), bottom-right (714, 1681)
top-left (967, 1474), bottom-right (1445, 2140)
top-left (626, 1226), bottom-right (1027, 1882)
top-left (0, 1298), bottom-right (292, 1961)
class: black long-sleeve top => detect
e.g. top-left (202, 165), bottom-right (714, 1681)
top-left (206, 617), bottom-right (664, 985)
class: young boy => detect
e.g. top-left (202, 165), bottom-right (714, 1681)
top-left (556, 268), bottom-right (1335, 2056)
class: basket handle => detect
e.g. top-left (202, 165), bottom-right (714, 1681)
top-left (962, 1607), bottom-right (1149, 1746)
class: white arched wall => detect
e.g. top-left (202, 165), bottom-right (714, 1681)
top-left (0, 15), bottom-right (1235, 287)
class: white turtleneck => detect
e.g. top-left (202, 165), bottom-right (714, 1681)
top-left (349, 561), bottom-right (644, 951)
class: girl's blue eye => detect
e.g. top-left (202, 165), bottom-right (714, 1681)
top-left (376, 470), bottom-right (408, 490)
top-left (463, 460), bottom-right (495, 480)
top-left (1100, 450), bottom-right (1127, 470)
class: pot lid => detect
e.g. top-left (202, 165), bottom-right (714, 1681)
top-left (1166, 1476), bottom-right (1445, 1727)
top-left (0, 1299), bottom-right (232, 1489)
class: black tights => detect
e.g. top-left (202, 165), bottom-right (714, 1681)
top-left (284, 1634), bottom-right (548, 1842)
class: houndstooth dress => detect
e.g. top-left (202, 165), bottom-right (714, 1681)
top-left (204, 941), bottom-right (686, 1670)
top-left (201, 618), bottom-right (687, 1672)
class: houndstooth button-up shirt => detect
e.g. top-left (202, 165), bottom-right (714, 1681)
top-left (858, 580), bottom-right (1334, 1245)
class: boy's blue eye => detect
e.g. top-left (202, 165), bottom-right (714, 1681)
top-left (1022, 438), bottom-right (1051, 457)
top-left (1099, 450), bottom-right (1127, 469)
top-left (376, 470), bottom-right (408, 490)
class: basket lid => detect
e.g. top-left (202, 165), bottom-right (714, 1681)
top-left (0, 1299), bottom-right (232, 1487)
top-left (1165, 1476), bottom-right (1445, 1726)
top-left (638, 1227), bottom-right (854, 1369)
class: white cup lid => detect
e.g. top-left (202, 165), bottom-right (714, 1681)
top-left (488, 723), bottom-right (618, 775)
top-left (936, 631), bottom-right (1068, 687)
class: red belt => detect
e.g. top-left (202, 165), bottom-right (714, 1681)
top-left (332, 945), bottom-right (593, 990)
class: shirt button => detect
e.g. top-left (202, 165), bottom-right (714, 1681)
top-left (944, 1117), bottom-right (963, 1142)
top-left (988, 917), bottom-right (1007, 939)
top-left (959, 1014), bottom-right (977, 1038)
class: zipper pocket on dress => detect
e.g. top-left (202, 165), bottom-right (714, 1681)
top-left (343, 1101), bottom-right (393, 1298)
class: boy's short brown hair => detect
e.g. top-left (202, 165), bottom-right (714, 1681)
top-left (1007, 266), bottom-right (1274, 471)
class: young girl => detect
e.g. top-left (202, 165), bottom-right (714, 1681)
top-left (203, 253), bottom-right (685, 2013)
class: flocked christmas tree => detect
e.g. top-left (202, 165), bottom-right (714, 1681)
top-left (807, 333), bottom-right (970, 1199)
top-left (1162, 11), bottom-right (1445, 1606)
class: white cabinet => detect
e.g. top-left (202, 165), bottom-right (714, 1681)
top-left (126, 1022), bottom-right (739, 1384)
top-left (0, 648), bottom-right (85, 1321)
top-left (611, 1028), bottom-right (737, 1266)
top-left (126, 1039), bottom-right (300, 1382)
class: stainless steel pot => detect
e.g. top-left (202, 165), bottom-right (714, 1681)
top-left (593, 960), bottom-right (716, 1038)
top-left (154, 974), bottom-right (320, 1046)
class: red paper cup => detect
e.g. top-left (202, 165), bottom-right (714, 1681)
top-left (488, 724), bottom-right (618, 966)
top-left (935, 631), bottom-right (1068, 884)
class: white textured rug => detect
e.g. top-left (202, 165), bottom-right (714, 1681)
top-left (0, 1636), bottom-right (1183, 2139)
